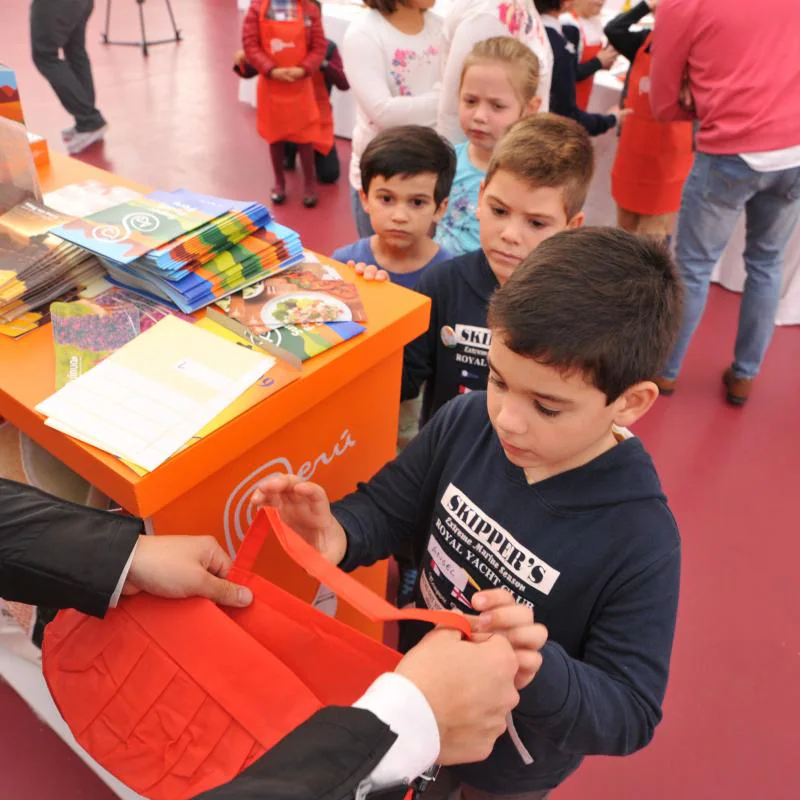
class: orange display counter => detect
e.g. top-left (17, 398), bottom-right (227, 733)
top-left (0, 154), bottom-right (430, 639)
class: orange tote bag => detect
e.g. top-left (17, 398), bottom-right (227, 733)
top-left (42, 508), bottom-right (469, 799)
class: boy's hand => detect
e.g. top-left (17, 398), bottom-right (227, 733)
top-left (471, 589), bottom-right (549, 689)
top-left (123, 535), bottom-right (254, 608)
top-left (396, 628), bottom-right (520, 765)
top-left (286, 66), bottom-right (306, 80)
top-left (350, 260), bottom-right (390, 282)
top-left (249, 475), bottom-right (348, 565)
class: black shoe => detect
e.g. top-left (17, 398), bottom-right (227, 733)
top-left (271, 189), bottom-right (287, 205)
top-left (302, 193), bottom-right (318, 208)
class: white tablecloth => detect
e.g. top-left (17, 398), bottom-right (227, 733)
top-left (585, 74), bottom-right (800, 326)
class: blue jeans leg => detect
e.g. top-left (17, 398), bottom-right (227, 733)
top-left (662, 154), bottom-right (754, 380)
top-left (733, 167), bottom-right (800, 378)
top-left (350, 185), bottom-right (375, 239)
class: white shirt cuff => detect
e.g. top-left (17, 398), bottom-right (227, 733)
top-left (109, 541), bottom-right (138, 608)
top-left (353, 672), bottom-right (440, 790)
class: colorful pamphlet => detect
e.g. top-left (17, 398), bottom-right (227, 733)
top-left (50, 193), bottom-right (229, 264)
top-left (0, 64), bottom-right (25, 125)
top-left (51, 299), bottom-right (140, 388)
top-left (0, 200), bottom-right (103, 326)
top-left (221, 262), bottom-right (367, 332)
top-left (263, 321), bottom-right (366, 361)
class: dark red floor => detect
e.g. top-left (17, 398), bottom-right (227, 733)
top-left (2, 1), bottom-right (800, 798)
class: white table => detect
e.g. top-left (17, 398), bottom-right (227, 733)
top-left (584, 73), bottom-right (800, 326)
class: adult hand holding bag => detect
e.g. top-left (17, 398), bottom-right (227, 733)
top-left (43, 508), bottom-right (470, 799)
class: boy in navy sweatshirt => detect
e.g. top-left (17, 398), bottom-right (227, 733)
top-left (250, 227), bottom-right (683, 798)
top-left (402, 113), bottom-right (592, 429)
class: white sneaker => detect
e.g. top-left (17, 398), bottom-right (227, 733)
top-left (66, 124), bottom-right (108, 155)
top-left (61, 126), bottom-right (77, 142)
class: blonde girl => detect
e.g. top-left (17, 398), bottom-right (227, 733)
top-left (435, 37), bottom-right (541, 256)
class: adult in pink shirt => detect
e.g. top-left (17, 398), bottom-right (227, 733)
top-left (649, 0), bottom-right (800, 406)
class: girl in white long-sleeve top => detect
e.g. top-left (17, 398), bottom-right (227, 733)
top-left (343, 0), bottom-right (444, 237)
top-left (437, 0), bottom-right (553, 144)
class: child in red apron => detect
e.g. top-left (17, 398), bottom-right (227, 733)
top-left (562, 0), bottom-right (619, 110)
top-left (242, 0), bottom-right (332, 208)
top-left (607, 0), bottom-right (693, 240)
top-left (234, 33), bottom-right (348, 184)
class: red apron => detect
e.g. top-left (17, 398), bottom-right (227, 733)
top-left (572, 13), bottom-right (602, 111)
top-left (256, 0), bottom-right (331, 153)
top-left (611, 32), bottom-right (694, 216)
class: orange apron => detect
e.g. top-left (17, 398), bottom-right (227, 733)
top-left (611, 32), bottom-right (694, 216)
top-left (572, 14), bottom-right (602, 111)
top-left (256, 0), bottom-right (331, 153)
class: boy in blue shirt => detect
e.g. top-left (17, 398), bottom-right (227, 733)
top-left (251, 227), bottom-right (683, 798)
top-left (332, 125), bottom-right (456, 289)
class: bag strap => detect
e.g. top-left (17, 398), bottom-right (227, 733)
top-left (237, 508), bottom-right (473, 639)
top-left (233, 511), bottom-right (270, 571)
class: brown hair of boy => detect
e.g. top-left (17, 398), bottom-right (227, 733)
top-left (485, 113), bottom-right (594, 219)
top-left (460, 37), bottom-right (540, 107)
top-left (488, 227), bottom-right (684, 402)
top-left (360, 125), bottom-right (457, 208)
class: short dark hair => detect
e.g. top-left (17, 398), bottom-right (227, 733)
top-left (488, 228), bottom-right (684, 402)
top-left (360, 125), bottom-right (457, 208)
top-left (486, 114), bottom-right (594, 219)
top-left (363, 0), bottom-right (405, 13)
top-left (534, 0), bottom-right (565, 14)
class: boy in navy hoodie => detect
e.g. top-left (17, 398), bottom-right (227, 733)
top-left (250, 227), bottom-right (683, 799)
top-left (402, 113), bottom-right (592, 430)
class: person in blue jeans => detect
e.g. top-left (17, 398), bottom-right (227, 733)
top-left (649, 0), bottom-right (800, 406)
top-left (661, 156), bottom-right (800, 405)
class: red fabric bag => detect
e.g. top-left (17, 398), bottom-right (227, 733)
top-left (42, 508), bottom-right (469, 799)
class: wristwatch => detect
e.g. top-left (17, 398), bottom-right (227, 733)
top-left (409, 765), bottom-right (441, 796)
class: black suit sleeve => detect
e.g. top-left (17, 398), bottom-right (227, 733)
top-left (604, 1), bottom-right (651, 63)
top-left (195, 706), bottom-right (401, 800)
top-left (0, 478), bottom-right (142, 618)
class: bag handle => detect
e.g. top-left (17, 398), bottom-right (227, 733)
top-left (235, 508), bottom-right (473, 638)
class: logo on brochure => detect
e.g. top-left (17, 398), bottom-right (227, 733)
top-left (91, 212), bottom-right (160, 242)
